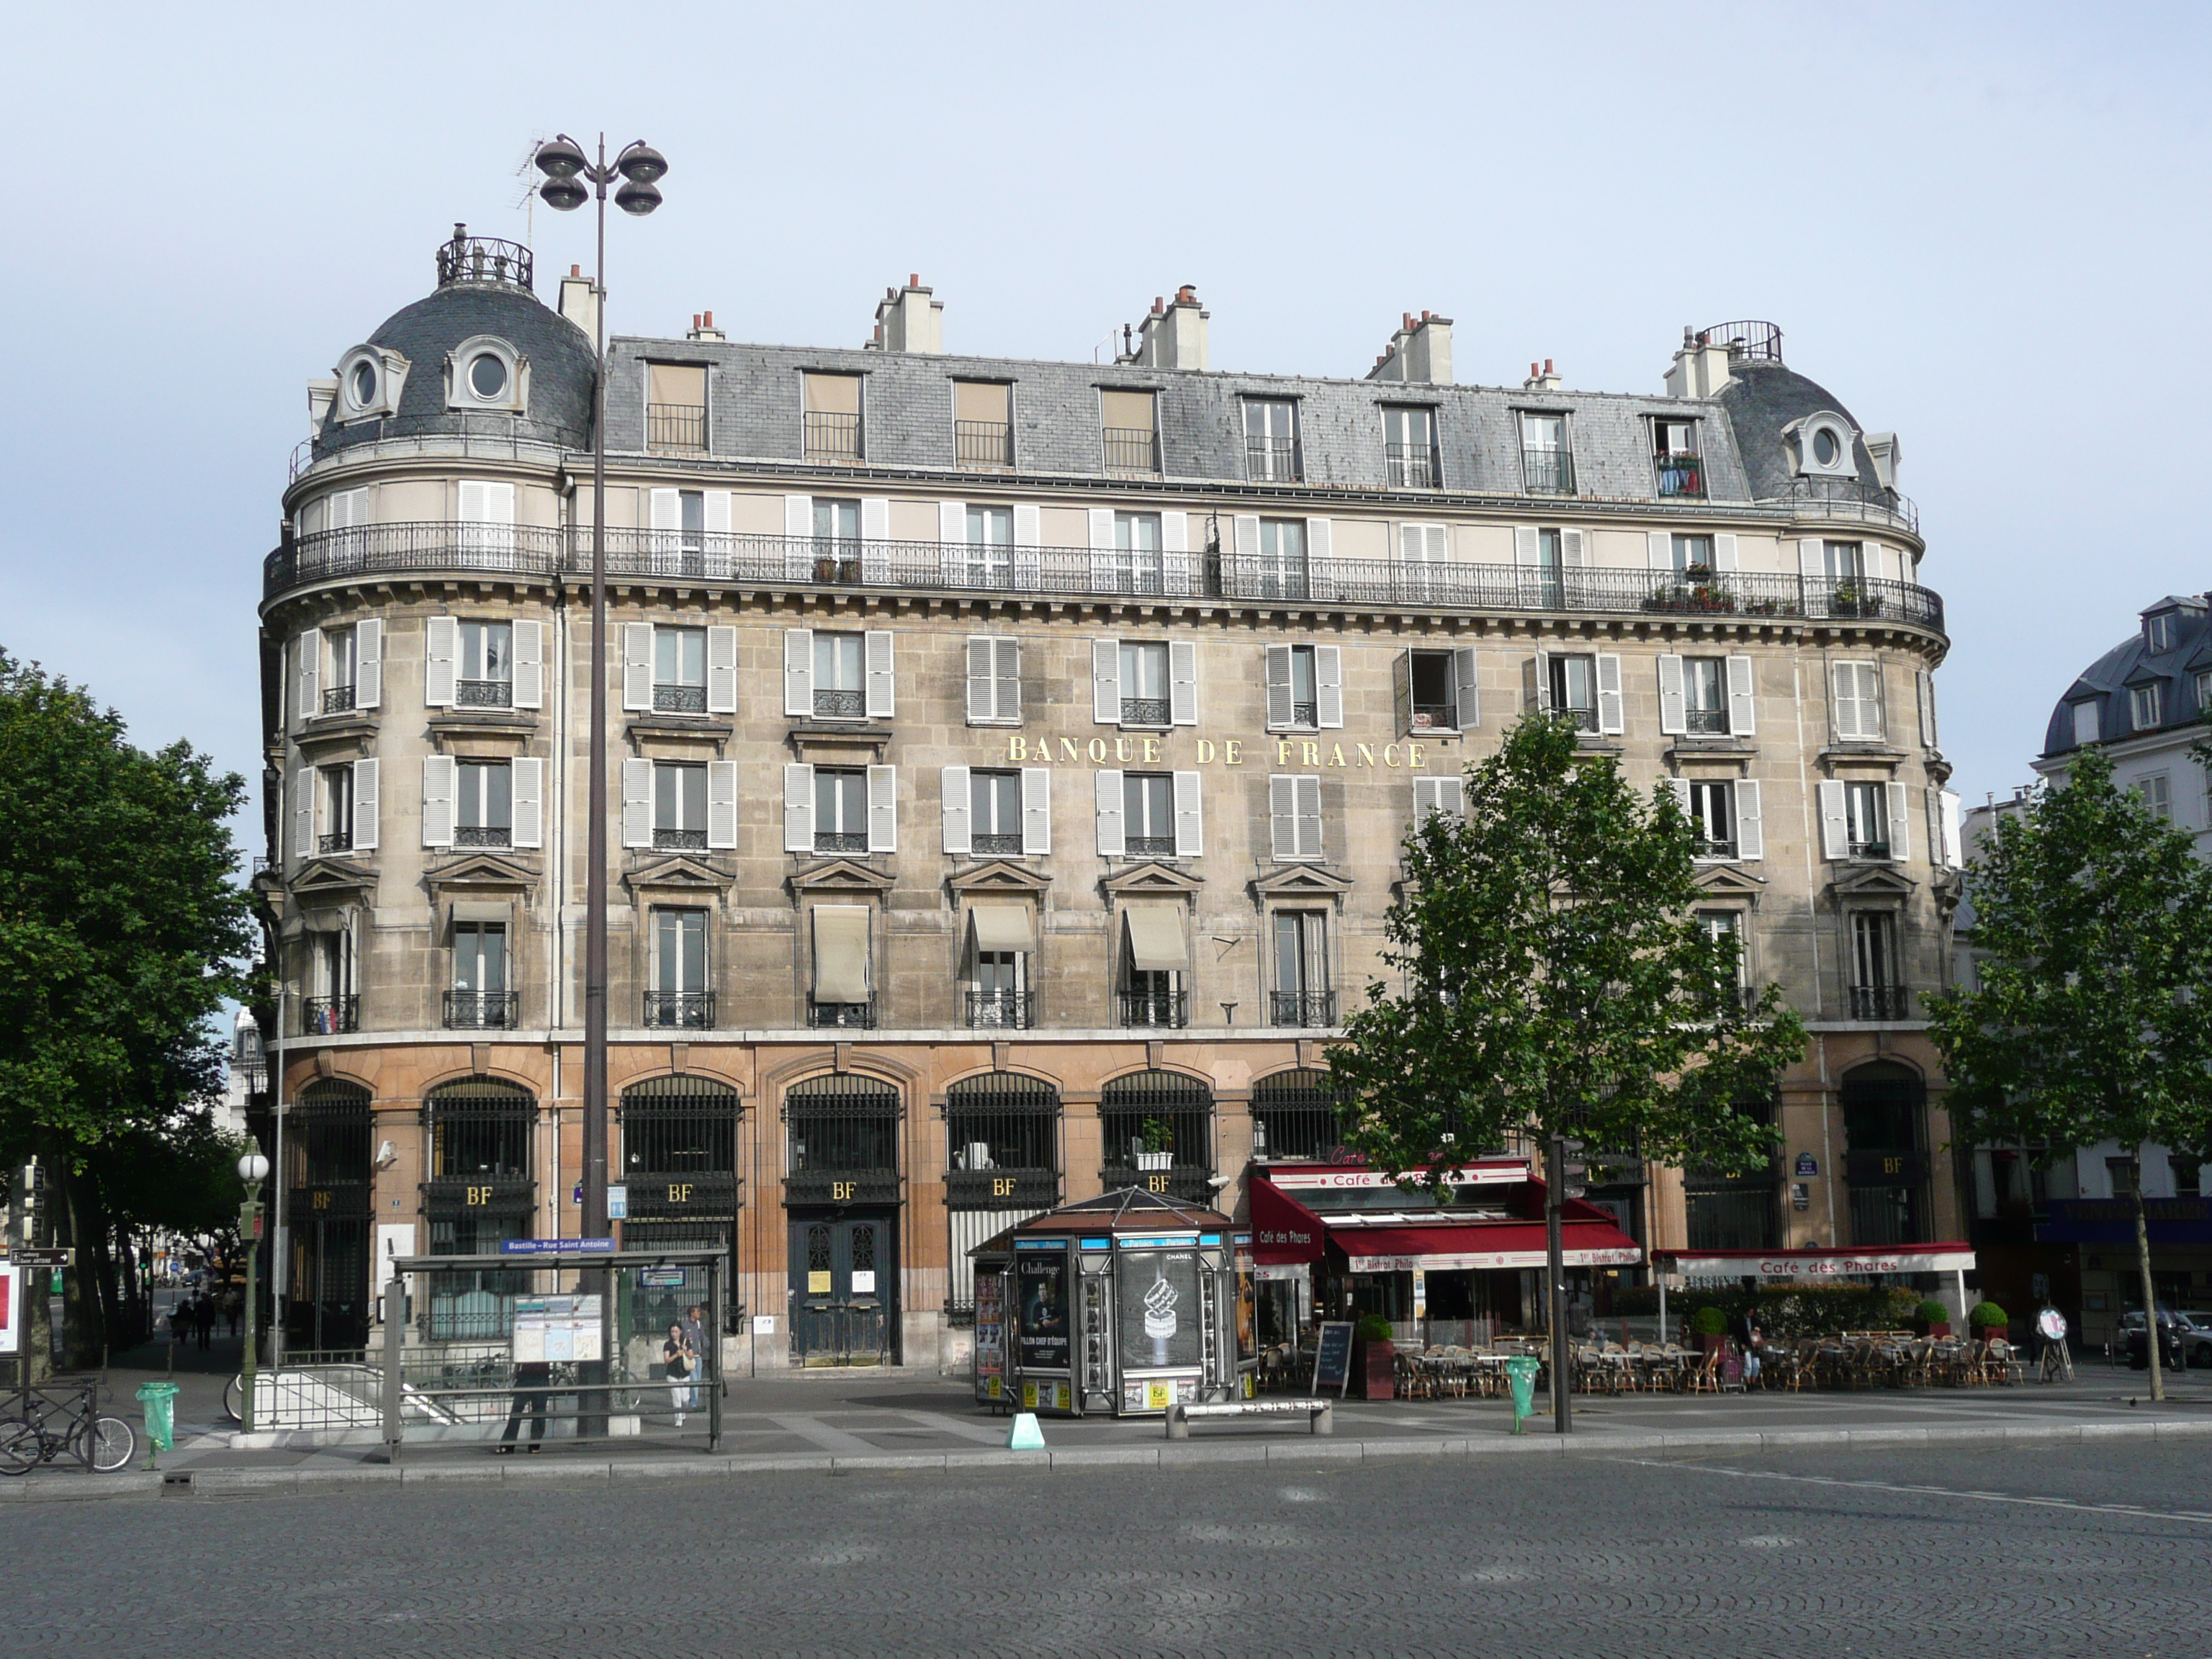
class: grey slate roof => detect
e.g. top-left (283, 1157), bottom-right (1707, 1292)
top-left (2044, 597), bottom-right (2212, 755)
top-left (1711, 358), bottom-right (1881, 501)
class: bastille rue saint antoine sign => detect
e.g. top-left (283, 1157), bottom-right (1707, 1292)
top-left (998, 733), bottom-right (1440, 771)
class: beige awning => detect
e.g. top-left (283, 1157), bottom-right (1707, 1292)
top-left (812, 905), bottom-right (872, 1004)
top-left (1123, 900), bottom-right (1187, 973)
top-left (451, 899), bottom-right (512, 927)
top-left (969, 904), bottom-right (1035, 954)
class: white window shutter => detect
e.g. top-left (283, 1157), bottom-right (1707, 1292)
top-left (993, 637), bottom-right (1020, 724)
top-left (864, 631), bottom-right (895, 718)
top-left (1646, 531), bottom-right (1672, 570)
top-left (1012, 503), bottom-right (1043, 589)
top-left (1452, 645), bottom-right (1480, 729)
top-left (866, 764), bottom-right (897, 852)
top-left (1596, 653), bottom-right (1624, 734)
top-left (508, 619), bottom-right (541, 710)
top-left (1173, 770), bottom-right (1203, 857)
top-left (783, 763), bottom-right (814, 853)
top-left (1269, 774), bottom-right (1297, 860)
top-left (354, 620), bottom-right (382, 710)
top-left (1916, 670), bottom-right (1937, 749)
top-left (1860, 664), bottom-right (1886, 740)
top-left (1087, 507), bottom-right (1117, 588)
top-left (1094, 769), bottom-right (1125, 856)
top-left (1727, 655), bottom-right (1756, 737)
top-left (1735, 780), bottom-right (1763, 860)
top-left (649, 487), bottom-right (680, 559)
top-left (1021, 766), bottom-right (1052, 855)
top-left (1413, 775), bottom-right (1442, 820)
top-left (704, 489), bottom-right (732, 536)
top-left (509, 757), bottom-right (542, 850)
top-left (1818, 779), bottom-right (1848, 860)
top-left (1925, 787), bottom-right (1943, 874)
top-left (1527, 652), bottom-right (1551, 712)
top-left (1714, 533), bottom-right (1737, 572)
top-left (1830, 663), bottom-right (1859, 740)
top-left (861, 497), bottom-right (891, 584)
top-left (421, 755), bottom-right (455, 848)
top-left (937, 500), bottom-right (966, 588)
top-left (1091, 638), bottom-right (1120, 724)
top-left (1438, 775), bottom-right (1465, 818)
top-left (621, 757), bottom-right (652, 850)
top-left (1233, 514), bottom-right (1262, 565)
top-left (940, 764), bottom-right (972, 855)
top-left (1295, 775), bottom-right (1323, 858)
top-left (1941, 788), bottom-right (1963, 870)
top-left (297, 629), bottom-right (321, 720)
top-left (1561, 529), bottom-right (1588, 569)
top-left (705, 626), bottom-right (738, 714)
top-left (783, 629), bottom-right (814, 717)
top-left (1264, 644), bottom-right (1295, 729)
top-left (1887, 781), bottom-right (1912, 862)
top-left (1315, 645), bottom-right (1344, 729)
top-left (1514, 525), bottom-right (1539, 567)
top-left (1864, 541), bottom-right (1888, 583)
top-left (351, 759), bottom-right (379, 852)
top-left (424, 616), bottom-right (457, 707)
top-left (1161, 510), bottom-right (1190, 594)
top-left (1169, 639), bottom-right (1198, 725)
top-left (1799, 537), bottom-right (1825, 578)
top-left (1657, 655), bottom-right (1686, 735)
top-left (706, 760), bottom-right (738, 850)
top-left (292, 766), bottom-right (315, 858)
top-left (965, 637), bottom-right (994, 723)
top-left (783, 494), bottom-right (812, 581)
top-left (622, 622), bottom-right (653, 711)
top-left (1665, 775), bottom-right (1691, 820)
top-left (458, 479), bottom-right (487, 523)
top-left (1306, 518), bottom-right (1336, 600)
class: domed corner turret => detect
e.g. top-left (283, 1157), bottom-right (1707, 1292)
top-left (2041, 595), bottom-right (2212, 759)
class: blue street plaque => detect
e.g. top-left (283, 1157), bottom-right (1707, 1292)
top-left (500, 1238), bottom-right (616, 1255)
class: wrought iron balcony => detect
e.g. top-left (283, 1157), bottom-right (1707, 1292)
top-left (1523, 446), bottom-right (1576, 495)
top-left (804, 410), bottom-right (862, 462)
top-left (647, 403), bottom-right (707, 453)
top-left (644, 991), bottom-right (714, 1030)
top-left (1850, 985), bottom-right (1910, 1021)
top-left (1685, 706), bottom-right (1730, 734)
top-left (1125, 835), bottom-right (1177, 858)
top-left (966, 989), bottom-right (1036, 1030)
top-left (455, 678), bottom-right (512, 709)
top-left (955, 419), bottom-right (1012, 468)
top-left (266, 522), bottom-right (1948, 638)
top-left (973, 833), bottom-right (1022, 857)
top-left (813, 688), bottom-right (866, 719)
top-left (1655, 452), bottom-right (1706, 498)
top-left (1411, 703), bottom-right (1457, 732)
top-left (317, 830), bottom-right (352, 855)
top-left (654, 683), bottom-right (707, 714)
top-left (814, 831), bottom-right (866, 855)
top-left (302, 995), bottom-right (358, 1036)
top-left (1118, 989), bottom-right (1188, 1029)
top-left (1269, 991), bottom-right (1339, 1028)
top-left (436, 231), bottom-right (531, 291)
top-left (1848, 840), bottom-right (1892, 861)
top-left (1101, 427), bottom-right (1158, 472)
top-left (1120, 696), bottom-right (1171, 727)
top-left (1385, 444), bottom-right (1437, 488)
top-left (653, 828), bottom-right (706, 851)
top-left (454, 825), bottom-right (511, 848)
top-left (320, 684), bottom-right (356, 715)
top-left (1246, 438), bottom-right (1298, 482)
top-left (807, 1000), bottom-right (876, 1030)
top-left (444, 991), bottom-right (518, 1030)
top-left (1692, 837), bottom-right (1738, 862)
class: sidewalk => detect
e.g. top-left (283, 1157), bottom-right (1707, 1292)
top-left (10, 1363), bottom-right (2211, 1502)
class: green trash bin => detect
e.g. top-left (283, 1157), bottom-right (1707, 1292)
top-left (135, 1380), bottom-right (179, 1470)
top-left (1503, 1357), bottom-right (1542, 1434)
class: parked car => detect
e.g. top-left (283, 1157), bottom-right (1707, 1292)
top-left (2178, 1311), bottom-right (2212, 1369)
top-left (2118, 1308), bottom-right (2209, 1368)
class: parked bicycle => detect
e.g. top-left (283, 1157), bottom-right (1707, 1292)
top-left (0, 1380), bottom-right (137, 1475)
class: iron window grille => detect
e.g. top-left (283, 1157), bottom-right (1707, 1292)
top-left (1269, 991), bottom-right (1338, 1028)
top-left (945, 1073), bottom-right (1060, 1208)
top-left (804, 410), bottom-right (862, 462)
top-left (1849, 984), bottom-right (1910, 1020)
top-left (1125, 835), bottom-right (1177, 859)
top-left (454, 824), bottom-right (512, 848)
top-left (814, 831), bottom-right (867, 855)
top-left (955, 420), bottom-right (1012, 467)
top-left (455, 678), bottom-right (513, 709)
top-left (443, 990), bottom-right (518, 1030)
top-left (647, 403), bottom-right (707, 453)
top-left (1523, 446), bottom-right (1576, 495)
top-left (654, 827), bottom-right (708, 851)
top-left (318, 829), bottom-right (353, 855)
top-left (1385, 444), bottom-right (1436, 488)
top-left (424, 1079), bottom-right (534, 1184)
top-left (1246, 437), bottom-right (1299, 482)
top-left (644, 991), bottom-right (714, 1030)
top-left (1098, 1071), bottom-right (1213, 1200)
top-left (654, 683), bottom-right (707, 714)
top-left (1101, 428), bottom-right (1158, 472)
top-left (290, 1080), bottom-right (374, 1195)
top-left (973, 832), bottom-right (1022, 857)
top-left (966, 989), bottom-right (1036, 1030)
top-left (784, 1074), bottom-right (899, 1204)
top-left (320, 684), bottom-right (356, 715)
top-left (1249, 1069), bottom-right (1349, 1162)
top-left (302, 995), bottom-right (359, 1036)
top-left (807, 999), bottom-right (876, 1030)
top-left (1118, 988), bottom-right (1188, 1029)
top-left (1120, 696), bottom-right (1172, 727)
top-left (620, 1075), bottom-right (742, 1221)
top-left (813, 688), bottom-right (866, 719)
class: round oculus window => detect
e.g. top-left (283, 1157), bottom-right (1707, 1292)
top-left (1812, 427), bottom-right (1840, 467)
top-left (468, 353), bottom-right (508, 399)
top-left (349, 361), bottom-right (377, 408)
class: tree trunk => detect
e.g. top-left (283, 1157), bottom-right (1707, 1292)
top-left (2134, 1176), bottom-right (2164, 1402)
top-left (56, 1161), bottom-right (100, 1369)
top-left (1546, 1133), bottom-right (1571, 1435)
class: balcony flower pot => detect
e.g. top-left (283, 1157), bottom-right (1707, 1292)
top-left (1134, 1151), bottom-right (1173, 1172)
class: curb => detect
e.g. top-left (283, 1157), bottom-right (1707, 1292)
top-left (9, 1415), bottom-right (2211, 1503)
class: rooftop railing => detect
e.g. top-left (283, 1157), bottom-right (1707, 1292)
top-left (267, 522), bottom-right (1946, 634)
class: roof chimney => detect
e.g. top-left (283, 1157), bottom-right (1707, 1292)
top-left (1365, 310), bottom-right (1454, 384)
top-left (685, 309), bottom-right (725, 343)
top-left (1663, 324), bottom-right (1734, 398)
top-left (868, 274), bottom-right (943, 353)
top-left (1523, 357), bottom-right (1562, 392)
top-left (558, 265), bottom-right (600, 341)
top-left (1136, 284), bottom-right (1209, 371)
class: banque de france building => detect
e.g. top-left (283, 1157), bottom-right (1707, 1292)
top-left (256, 230), bottom-right (1959, 1366)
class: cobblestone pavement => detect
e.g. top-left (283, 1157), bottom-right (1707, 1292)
top-left (6, 1439), bottom-right (2208, 1657)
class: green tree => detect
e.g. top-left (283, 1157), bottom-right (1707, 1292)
top-left (0, 650), bottom-right (256, 1365)
top-left (1926, 742), bottom-right (2212, 1401)
top-left (1328, 714), bottom-right (1807, 1427)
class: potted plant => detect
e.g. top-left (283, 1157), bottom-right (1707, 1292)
top-left (1830, 579), bottom-right (1863, 617)
top-left (1968, 1300), bottom-right (2009, 1344)
top-left (1914, 1298), bottom-right (1952, 1339)
top-left (1351, 1313), bottom-right (1396, 1401)
top-left (1134, 1117), bottom-right (1174, 1172)
top-left (1691, 1303), bottom-right (1728, 1357)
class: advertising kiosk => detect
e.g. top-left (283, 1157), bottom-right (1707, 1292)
top-left (971, 1189), bottom-right (1247, 1417)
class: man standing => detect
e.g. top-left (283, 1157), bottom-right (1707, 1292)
top-left (682, 1303), bottom-right (710, 1388)
top-left (194, 1293), bottom-right (215, 1352)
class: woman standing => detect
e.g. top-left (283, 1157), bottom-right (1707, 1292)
top-left (662, 1323), bottom-right (696, 1427)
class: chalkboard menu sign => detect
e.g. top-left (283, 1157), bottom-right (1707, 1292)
top-left (1311, 1320), bottom-right (1355, 1397)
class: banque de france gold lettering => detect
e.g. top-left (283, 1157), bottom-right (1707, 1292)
top-left (1007, 734), bottom-right (1423, 770)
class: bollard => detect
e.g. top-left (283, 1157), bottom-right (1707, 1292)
top-left (1165, 1403), bottom-right (1188, 1440)
top-left (135, 1380), bottom-right (179, 1472)
top-left (1007, 1411), bottom-right (1046, 1451)
top-left (1313, 1399), bottom-right (1333, 1437)
top-left (1503, 1356), bottom-right (1542, 1435)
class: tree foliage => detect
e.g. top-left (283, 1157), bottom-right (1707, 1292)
top-left (1328, 714), bottom-right (1806, 1187)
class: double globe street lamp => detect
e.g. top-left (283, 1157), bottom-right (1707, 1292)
top-left (237, 1139), bottom-right (270, 1435)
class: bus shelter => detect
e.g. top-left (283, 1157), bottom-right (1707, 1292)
top-left (971, 1190), bottom-right (1249, 1418)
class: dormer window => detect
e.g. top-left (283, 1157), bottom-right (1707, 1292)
top-left (446, 336), bottom-right (526, 414)
top-left (2132, 684), bottom-right (2162, 729)
top-left (1812, 428), bottom-right (1842, 467)
top-left (469, 354), bottom-right (507, 398)
top-left (2145, 611), bottom-right (2181, 652)
top-left (1786, 412), bottom-right (1858, 480)
top-left (335, 346), bottom-right (407, 421)
top-left (349, 361), bottom-right (377, 409)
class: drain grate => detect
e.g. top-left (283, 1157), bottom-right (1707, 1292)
top-left (161, 1473), bottom-right (195, 1496)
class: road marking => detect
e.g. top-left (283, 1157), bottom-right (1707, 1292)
top-left (1613, 1458), bottom-right (2212, 1526)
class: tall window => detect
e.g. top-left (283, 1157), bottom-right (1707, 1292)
top-left (971, 769), bottom-right (1023, 856)
top-left (1112, 512), bottom-right (1164, 595)
top-left (1271, 911), bottom-right (1332, 1027)
top-left (2142, 773), bottom-right (2173, 821)
top-left (1098, 1071), bottom-right (1212, 1197)
top-left (655, 626), bottom-right (706, 713)
top-left (1255, 518), bottom-right (1307, 599)
top-left (1667, 534), bottom-right (1716, 574)
top-left (654, 760), bottom-right (707, 850)
top-left (318, 765), bottom-right (354, 853)
top-left (449, 923), bottom-right (511, 1028)
top-left (1521, 412), bottom-right (1574, 494)
top-left (1842, 1063), bottom-right (1926, 1244)
top-left (2132, 684), bottom-right (2162, 730)
top-left (1119, 640), bottom-right (1171, 726)
top-left (813, 630), bottom-right (865, 719)
top-left (1653, 418), bottom-right (1704, 498)
top-left (1822, 539), bottom-right (1865, 582)
top-left (964, 504), bottom-right (1013, 587)
top-left (456, 760), bottom-right (513, 848)
top-left (1271, 644), bottom-right (1320, 729)
top-left (306, 932), bottom-right (356, 1034)
top-left (457, 620), bottom-right (512, 708)
top-left (324, 626), bottom-right (359, 712)
top-left (1100, 389), bottom-right (1158, 472)
top-left (1699, 910), bottom-right (1746, 1004)
top-left (1244, 399), bottom-right (1299, 482)
top-left (815, 768), bottom-right (869, 853)
top-left (647, 364), bottom-right (708, 453)
top-left (811, 498), bottom-right (861, 583)
top-left (953, 381), bottom-right (1012, 468)
top-left (802, 372), bottom-right (862, 461)
top-left (1383, 406), bottom-right (1437, 487)
top-left (648, 908), bottom-right (710, 1029)
top-left (1683, 657), bottom-right (1727, 733)
top-left (1548, 653), bottom-right (1598, 730)
top-left (1686, 781), bottom-right (1736, 858)
top-left (1850, 911), bottom-right (1902, 1019)
top-left (1532, 526), bottom-right (1564, 603)
top-left (1123, 773), bottom-right (1176, 858)
top-left (1844, 781), bottom-right (1889, 858)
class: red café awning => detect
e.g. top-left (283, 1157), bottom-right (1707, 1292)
top-left (1249, 1166), bottom-right (1642, 1274)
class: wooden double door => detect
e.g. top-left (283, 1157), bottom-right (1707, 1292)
top-left (788, 1211), bottom-right (896, 1365)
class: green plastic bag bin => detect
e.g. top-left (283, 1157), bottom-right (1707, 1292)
top-left (1503, 1357), bottom-right (1542, 1434)
top-left (135, 1380), bottom-right (178, 1467)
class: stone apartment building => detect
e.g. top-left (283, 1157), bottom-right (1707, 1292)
top-left (255, 230), bottom-right (1960, 1366)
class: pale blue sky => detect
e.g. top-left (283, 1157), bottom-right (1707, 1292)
top-left (4, 3), bottom-right (2206, 817)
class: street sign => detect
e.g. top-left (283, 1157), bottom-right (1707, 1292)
top-left (0, 1248), bottom-right (71, 1267)
top-left (639, 1267), bottom-right (685, 1288)
top-left (499, 1238), bottom-right (616, 1255)
top-left (608, 1184), bottom-right (629, 1220)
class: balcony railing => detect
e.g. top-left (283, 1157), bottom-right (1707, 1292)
top-left (804, 410), bottom-right (861, 462)
top-left (966, 989), bottom-right (1036, 1030)
top-left (1692, 838), bottom-right (1739, 862)
top-left (814, 830), bottom-right (866, 855)
top-left (1684, 706), bottom-right (1730, 735)
top-left (973, 832), bottom-right (1022, 857)
top-left (1120, 696), bottom-right (1171, 727)
top-left (1655, 453), bottom-right (1706, 498)
top-left (302, 995), bottom-right (359, 1035)
top-left (813, 688), bottom-right (866, 719)
top-left (454, 825), bottom-right (512, 848)
top-left (1386, 444), bottom-right (1437, 488)
top-left (653, 827), bottom-right (706, 851)
top-left (437, 233), bottom-right (532, 291)
top-left (1269, 991), bottom-right (1339, 1028)
top-left (955, 419), bottom-right (1012, 468)
top-left (808, 1000), bottom-right (876, 1030)
top-left (1246, 439), bottom-right (1299, 482)
top-left (1849, 984), bottom-right (1910, 1021)
top-left (1411, 703), bottom-right (1457, 732)
top-left (317, 830), bottom-right (352, 855)
top-left (267, 523), bottom-right (1948, 636)
top-left (444, 990), bottom-right (518, 1030)
top-left (1125, 835), bottom-right (1177, 859)
top-left (654, 683), bottom-right (707, 714)
top-left (644, 991), bottom-right (714, 1030)
top-left (1118, 989), bottom-right (1188, 1029)
top-left (647, 403), bottom-right (707, 453)
top-left (1848, 840), bottom-right (1892, 861)
top-left (1101, 427), bottom-right (1158, 472)
top-left (1523, 447), bottom-right (1576, 495)
top-left (455, 678), bottom-right (513, 709)
top-left (320, 684), bottom-right (356, 715)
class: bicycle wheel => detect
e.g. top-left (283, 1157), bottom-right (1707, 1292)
top-left (76, 1417), bottom-right (136, 1473)
top-left (0, 1420), bottom-right (41, 1477)
top-left (224, 1374), bottom-right (243, 1424)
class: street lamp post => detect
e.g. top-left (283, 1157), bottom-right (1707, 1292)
top-left (534, 133), bottom-right (665, 1433)
top-left (236, 1139), bottom-right (270, 1436)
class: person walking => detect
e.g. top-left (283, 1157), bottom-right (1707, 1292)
top-left (497, 1359), bottom-right (553, 1453)
top-left (194, 1293), bottom-right (215, 1351)
top-left (223, 1290), bottom-right (240, 1339)
top-left (168, 1297), bottom-right (193, 1352)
